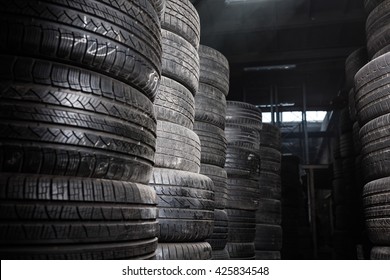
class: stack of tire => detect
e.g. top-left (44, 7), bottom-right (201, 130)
top-left (193, 45), bottom-right (230, 260)
top-left (255, 124), bottom-right (283, 260)
top-left (354, 51), bottom-right (390, 260)
top-left (224, 102), bottom-right (262, 260)
top-left (0, 0), bottom-right (164, 259)
top-left (150, 0), bottom-right (214, 260)
top-left (281, 155), bottom-right (312, 259)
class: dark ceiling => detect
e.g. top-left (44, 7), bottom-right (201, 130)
top-left (192, 0), bottom-right (367, 112)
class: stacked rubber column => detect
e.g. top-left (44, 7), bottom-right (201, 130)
top-left (0, 0), bottom-right (163, 259)
top-left (193, 45), bottom-right (230, 260)
top-left (354, 52), bottom-right (390, 260)
top-left (150, 0), bottom-right (214, 260)
top-left (224, 102), bottom-right (262, 260)
top-left (255, 124), bottom-right (282, 260)
top-left (281, 156), bottom-right (312, 259)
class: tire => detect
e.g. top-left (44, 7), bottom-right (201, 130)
top-left (226, 242), bottom-right (255, 259)
top-left (226, 101), bottom-right (262, 130)
top-left (0, 79), bottom-right (156, 183)
top-left (227, 209), bottom-right (256, 243)
top-left (227, 178), bottom-right (260, 211)
top-left (255, 251), bottom-right (281, 260)
top-left (339, 132), bottom-right (354, 158)
top-left (200, 164), bottom-right (228, 209)
top-left (355, 52), bottom-right (390, 126)
top-left (370, 247), bottom-right (390, 259)
top-left (255, 224), bottom-right (283, 251)
top-left (161, 0), bottom-right (200, 50)
top-left (149, 168), bottom-right (215, 242)
top-left (225, 147), bottom-right (261, 178)
top-left (366, 0), bottom-right (390, 58)
top-left (353, 122), bottom-right (362, 155)
top-left (360, 114), bottom-right (390, 182)
top-left (206, 209), bottom-right (228, 250)
top-left (256, 199), bottom-right (282, 225)
top-left (0, 0), bottom-right (161, 101)
top-left (193, 122), bottom-right (227, 167)
top-left (260, 124), bottom-right (281, 150)
top-left (348, 88), bottom-right (357, 122)
top-left (212, 248), bottom-right (230, 260)
top-left (151, 0), bottom-right (166, 20)
top-left (260, 147), bottom-right (282, 174)
top-left (194, 83), bottom-right (227, 130)
top-left (259, 172), bottom-right (282, 200)
top-left (154, 121), bottom-right (201, 173)
top-left (0, 238), bottom-right (158, 260)
top-left (345, 48), bottom-right (368, 90)
top-left (364, 0), bottom-right (385, 14)
top-left (161, 29), bottom-right (200, 95)
top-left (199, 45), bottom-right (230, 96)
top-left (363, 177), bottom-right (390, 244)
top-left (154, 76), bottom-right (195, 129)
top-left (0, 173), bottom-right (158, 259)
top-left (153, 242), bottom-right (212, 260)
top-left (225, 124), bottom-right (261, 152)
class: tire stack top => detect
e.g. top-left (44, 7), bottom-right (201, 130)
top-left (150, 0), bottom-right (213, 260)
top-left (0, 0), bottom-right (164, 260)
top-left (224, 101), bottom-right (262, 260)
top-left (193, 45), bottom-right (230, 260)
top-left (255, 124), bottom-right (282, 260)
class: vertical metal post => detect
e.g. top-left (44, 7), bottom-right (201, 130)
top-left (302, 82), bottom-right (310, 164)
top-left (275, 85), bottom-right (280, 125)
top-left (308, 167), bottom-right (318, 259)
top-left (270, 85), bottom-right (275, 124)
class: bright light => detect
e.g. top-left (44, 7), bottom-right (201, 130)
top-left (263, 111), bottom-right (328, 123)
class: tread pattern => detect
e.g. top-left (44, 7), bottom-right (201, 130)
top-left (153, 242), bottom-right (212, 260)
top-left (370, 246), bottom-right (390, 259)
top-left (154, 121), bottom-right (201, 173)
top-left (225, 124), bottom-right (260, 152)
top-left (227, 178), bottom-right (260, 211)
top-left (255, 224), bottom-right (283, 251)
top-left (225, 146), bottom-right (261, 178)
top-left (256, 199), bottom-right (282, 225)
top-left (206, 209), bottom-right (228, 250)
top-left (227, 209), bottom-right (256, 243)
top-left (226, 101), bottom-right (262, 130)
top-left (366, 0), bottom-right (390, 58)
top-left (211, 248), bottom-right (230, 260)
top-left (226, 242), bottom-right (255, 259)
top-left (200, 164), bottom-right (228, 209)
top-left (255, 251), bottom-right (281, 260)
top-left (0, 0), bottom-right (162, 100)
top-left (154, 76), bottom-right (195, 129)
top-left (260, 124), bottom-right (281, 150)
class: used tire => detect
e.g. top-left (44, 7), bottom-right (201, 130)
top-left (227, 209), bottom-right (256, 243)
top-left (370, 247), bottom-right (390, 259)
top-left (225, 124), bottom-right (261, 152)
top-left (225, 147), bottom-right (260, 178)
top-left (255, 224), bottom-right (283, 251)
top-left (212, 248), bottom-right (230, 260)
top-left (226, 101), bottom-right (262, 130)
top-left (345, 48), bottom-right (368, 90)
top-left (153, 242), bottom-right (212, 260)
top-left (227, 178), bottom-right (260, 211)
top-left (206, 209), bottom-right (228, 250)
top-left (256, 199), bottom-right (282, 225)
top-left (226, 242), bottom-right (255, 260)
top-left (259, 172), bottom-right (282, 200)
top-left (364, 0), bottom-right (386, 14)
top-left (200, 164), bottom-right (228, 209)
top-left (366, 0), bottom-right (390, 58)
top-left (255, 251), bottom-right (281, 260)
top-left (260, 124), bottom-right (281, 150)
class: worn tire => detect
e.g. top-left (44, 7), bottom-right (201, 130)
top-left (212, 248), bottom-right (230, 260)
top-left (261, 124), bottom-right (281, 150)
top-left (260, 147), bottom-right (282, 174)
top-left (154, 121), bottom-right (201, 173)
top-left (364, 0), bottom-right (386, 13)
top-left (370, 247), bottom-right (390, 259)
top-left (348, 88), bottom-right (357, 122)
top-left (227, 178), bottom-right (260, 211)
top-left (225, 124), bottom-right (261, 152)
top-left (199, 45), bottom-right (230, 96)
top-left (366, 0), bottom-right (390, 58)
top-left (200, 164), bottom-right (228, 209)
top-left (256, 199), bottom-right (282, 225)
top-left (153, 242), bottom-right (212, 260)
top-left (225, 147), bottom-right (260, 178)
top-left (151, 0), bottom-right (166, 19)
top-left (194, 83), bottom-right (227, 130)
top-left (149, 168), bottom-right (215, 242)
top-left (227, 209), bottom-right (256, 243)
top-left (154, 76), bottom-right (195, 129)
top-left (161, 0), bottom-right (200, 49)
top-left (194, 122), bottom-right (227, 167)
top-left (255, 224), bottom-right (283, 251)
top-left (255, 251), bottom-right (281, 260)
top-left (259, 172), bottom-right (282, 200)
top-left (0, 0), bottom-right (162, 100)
top-left (226, 101), bottom-right (262, 130)
top-left (206, 209), bottom-right (228, 250)
top-left (345, 48), bottom-right (368, 90)
top-left (161, 29), bottom-right (199, 95)
top-left (363, 177), bottom-right (390, 245)
top-left (226, 242), bottom-right (255, 259)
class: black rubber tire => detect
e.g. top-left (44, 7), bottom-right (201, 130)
top-left (339, 132), bottom-right (354, 158)
top-left (345, 48), bottom-right (368, 90)
top-left (260, 124), bottom-right (281, 150)
top-left (0, 173), bottom-right (158, 259)
top-left (255, 251), bottom-right (281, 260)
top-left (366, 0), bottom-right (390, 58)
top-left (0, 0), bottom-right (162, 101)
top-left (199, 45), bottom-right (230, 96)
top-left (161, 29), bottom-right (199, 95)
top-left (227, 209), bottom-right (256, 243)
top-left (363, 177), bottom-right (390, 245)
top-left (370, 247), bottom-right (390, 259)
top-left (153, 242), bottom-right (212, 260)
top-left (200, 164), bottom-right (228, 209)
top-left (0, 79), bottom-right (156, 183)
top-left (151, 0), bottom-right (166, 20)
top-left (355, 52), bottom-right (390, 126)
top-left (260, 147), bottom-right (282, 174)
top-left (149, 168), bottom-right (214, 242)
top-left (256, 199), bottom-right (282, 225)
top-left (206, 209), bottom-right (228, 250)
top-left (226, 242), bottom-right (255, 259)
top-left (193, 122), bottom-right (227, 168)
top-left (225, 147), bottom-right (261, 178)
top-left (255, 224), bottom-right (283, 251)
top-left (348, 88), bottom-right (357, 122)
top-left (259, 172), bottom-right (282, 200)
top-left (364, 0), bottom-right (385, 14)
top-left (225, 124), bottom-right (261, 152)
top-left (194, 83), bottom-right (227, 130)
top-left (154, 120), bottom-right (201, 173)
top-left (227, 178), bottom-right (260, 211)
top-left (353, 122), bottom-right (362, 155)
top-left (161, 0), bottom-right (200, 50)
top-left (154, 76), bottom-right (195, 130)
top-left (211, 248), bottom-right (230, 260)
top-left (360, 114), bottom-right (390, 182)
top-left (226, 101), bottom-right (262, 130)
